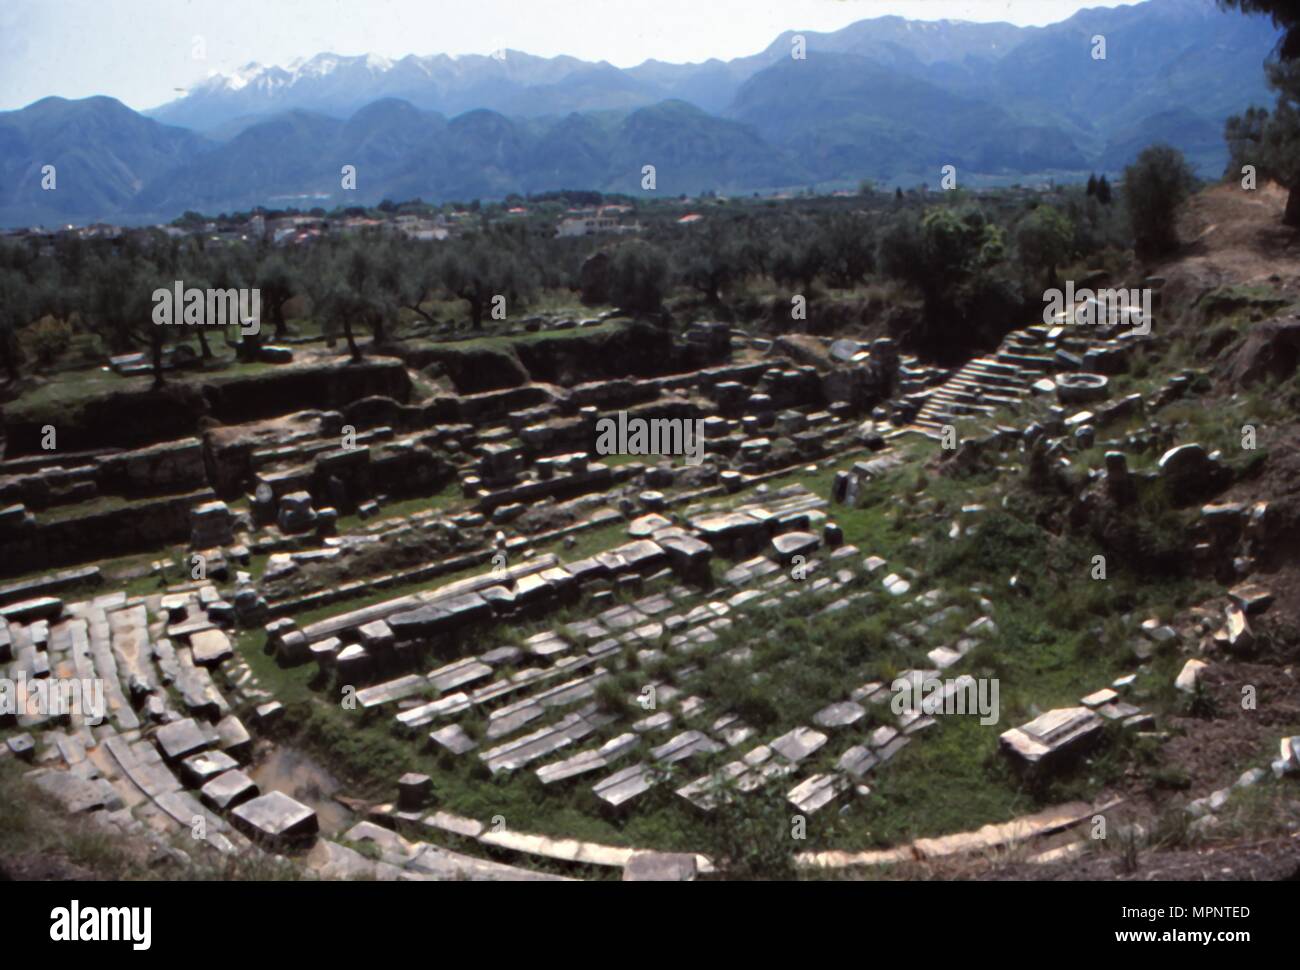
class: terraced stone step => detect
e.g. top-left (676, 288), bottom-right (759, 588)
top-left (923, 401), bottom-right (999, 417)
top-left (964, 355), bottom-right (1023, 374)
top-left (927, 388), bottom-right (1024, 408)
top-left (479, 705), bottom-right (615, 774)
top-left (957, 365), bottom-right (1034, 388)
top-left (915, 416), bottom-right (956, 431)
top-left (995, 351), bottom-right (1054, 371)
top-left (944, 376), bottom-right (1030, 397)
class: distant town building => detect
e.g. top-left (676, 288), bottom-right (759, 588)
top-left (79, 223), bottom-right (124, 240)
top-left (556, 205), bottom-right (641, 238)
top-left (403, 224), bottom-right (450, 241)
top-left (266, 216), bottom-right (328, 245)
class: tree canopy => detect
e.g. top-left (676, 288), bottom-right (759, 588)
top-left (1123, 144), bottom-right (1198, 260)
top-left (1220, 0), bottom-right (1300, 60)
top-left (1225, 59), bottom-right (1300, 225)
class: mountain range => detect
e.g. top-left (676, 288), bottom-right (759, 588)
top-left (0, 0), bottom-right (1282, 228)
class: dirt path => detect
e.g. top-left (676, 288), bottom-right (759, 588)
top-left (1163, 180), bottom-right (1300, 304)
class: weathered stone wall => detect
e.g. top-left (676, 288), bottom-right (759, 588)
top-left (201, 360), bottom-right (412, 424)
top-left (203, 435), bottom-right (255, 499)
top-left (0, 489), bottom-right (210, 578)
top-left (95, 439), bottom-right (208, 496)
top-left (426, 386), bottom-right (556, 425)
top-left (341, 396), bottom-right (432, 433)
top-left (396, 344), bottom-right (531, 394)
top-left (514, 320), bottom-right (729, 385)
top-left (3, 360), bottom-right (412, 456)
top-left (0, 439), bottom-right (208, 510)
top-left (4, 384), bottom-right (208, 455)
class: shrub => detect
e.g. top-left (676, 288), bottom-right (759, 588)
top-left (18, 315), bottom-right (72, 369)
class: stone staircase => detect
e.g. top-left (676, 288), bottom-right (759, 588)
top-left (894, 327), bottom-right (1056, 440)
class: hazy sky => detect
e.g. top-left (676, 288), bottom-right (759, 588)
top-left (1, 0), bottom-right (1139, 112)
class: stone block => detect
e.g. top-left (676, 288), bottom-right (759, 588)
top-left (231, 791), bottom-right (318, 845)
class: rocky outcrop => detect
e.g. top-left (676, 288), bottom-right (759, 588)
top-left (1218, 312), bottom-right (1300, 389)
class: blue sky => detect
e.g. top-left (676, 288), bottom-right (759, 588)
top-left (1, 0), bottom-right (1136, 112)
